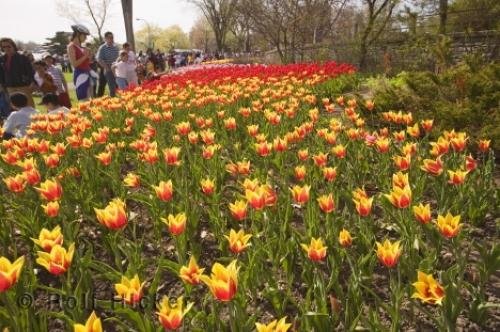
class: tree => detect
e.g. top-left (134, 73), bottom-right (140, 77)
top-left (43, 32), bottom-right (72, 55)
top-left (55, 0), bottom-right (114, 42)
top-left (189, 17), bottom-right (217, 52)
top-left (188, 0), bottom-right (239, 55)
top-left (121, 0), bottom-right (135, 49)
top-left (358, 0), bottom-right (398, 71)
top-left (135, 25), bottom-right (191, 52)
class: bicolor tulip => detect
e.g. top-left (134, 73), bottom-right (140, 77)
top-left (162, 213), bottom-right (186, 236)
top-left (256, 317), bottom-right (292, 332)
top-left (157, 296), bottom-right (193, 330)
top-left (163, 147), bottom-right (182, 166)
top-left (301, 237), bottom-right (327, 261)
top-left (294, 165), bottom-right (306, 181)
top-left (179, 256), bottom-right (205, 285)
top-left (245, 188), bottom-right (267, 210)
top-left (32, 225), bottom-right (63, 252)
top-left (353, 196), bottom-right (373, 217)
top-left (339, 229), bottom-right (353, 248)
top-left (413, 203), bottom-right (432, 224)
top-left (35, 179), bottom-right (63, 201)
top-left (3, 174), bottom-right (27, 193)
top-left (393, 154), bottom-right (411, 171)
top-left (436, 212), bottom-right (461, 238)
top-left (123, 173), bottom-right (140, 188)
top-left (385, 185), bottom-right (412, 209)
top-left (376, 239), bottom-right (402, 268)
top-left (290, 185), bottom-right (310, 205)
top-left (94, 198), bottom-right (127, 230)
top-left (36, 243), bottom-right (75, 275)
top-left (478, 139), bottom-right (490, 152)
top-left (115, 274), bottom-right (145, 305)
top-left (200, 260), bottom-right (239, 301)
top-left (229, 200), bottom-right (248, 221)
top-left (74, 311), bottom-right (102, 332)
top-left (153, 180), bottom-right (174, 202)
top-left (225, 229), bottom-right (252, 254)
top-left (0, 256), bottom-right (24, 292)
top-left (323, 166), bottom-right (337, 182)
top-left (421, 157), bottom-right (443, 176)
top-left (200, 178), bottom-right (215, 195)
top-left (317, 194), bottom-right (335, 213)
top-left (447, 169), bottom-right (468, 185)
top-left (412, 271), bottom-right (445, 305)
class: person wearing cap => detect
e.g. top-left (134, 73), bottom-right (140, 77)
top-left (67, 24), bottom-right (93, 101)
top-left (97, 32), bottom-right (119, 97)
top-left (0, 38), bottom-right (36, 107)
top-left (2, 92), bottom-right (38, 139)
top-left (43, 53), bottom-right (71, 108)
top-left (40, 93), bottom-right (70, 115)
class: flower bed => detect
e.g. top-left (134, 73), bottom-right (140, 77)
top-left (0, 62), bottom-right (497, 331)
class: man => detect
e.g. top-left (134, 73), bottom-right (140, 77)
top-left (0, 38), bottom-right (35, 107)
top-left (2, 93), bottom-right (38, 139)
top-left (96, 31), bottom-right (119, 97)
top-left (40, 93), bottom-right (70, 115)
top-left (43, 53), bottom-right (71, 108)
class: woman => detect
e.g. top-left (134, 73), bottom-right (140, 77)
top-left (67, 24), bottom-right (92, 101)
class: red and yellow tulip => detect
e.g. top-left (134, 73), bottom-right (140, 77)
top-left (200, 260), bottom-right (239, 301)
top-left (436, 212), bottom-right (461, 238)
top-left (162, 213), bottom-right (187, 236)
top-left (411, 271), bottom-right (445, 305)
top-left (74, 311), bottom-right (102, 332)
top-left (376, 239), bottom-right (402, 268)
top-left (32, 225), bottom-right (63, 252)
top-left (115, 274), bottom-right (145, 305)
top-left (36, 243), bottom-right (75, 275)
top-left (0, 256), bottom-right (25, 292)
top-left (179, 256), bottom-right (205, 285)
top-left (157, 296), bottom-right (193, 330)
top-left (94, 198), bottom-right (127, 230)
top-left (301, 237), bottom-right (327, 261)
top-left (225, 229), bottom-right (252, 254)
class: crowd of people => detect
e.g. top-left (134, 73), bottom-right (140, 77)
top-left (0, 23), bottom-right (213, 139)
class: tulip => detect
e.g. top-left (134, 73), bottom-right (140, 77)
top-left (157, 296), bottom-right (193, 330)
top-left (224, 117), bottom-right (237, 130)
top-left (421, 119), bottom-right (433, 133)
top-left (163, 147), bottom-right (182, 166)
top-left (200, 260), bottom-right (239, 301)
top-left (273, 137), bottom-right (288, 152)
top-left (200, 130), bottom-right (215, 145)
top-left (242, 178), bottom-right (260, 191)
top-left (294, 165), bottom-right (306, 181)
top-left (312, 152), bottom-right (328, 167)
top-left (24, 168), bottom-right (41, 185)
top-left (179, 256), bottom-right (205, 285)
top-left (236, 160), bottom-right (251, 175)
top-left (123, 173), bottom-right (140, 188)
top-left (32, 225), bottom-right (63, 252)
top-left (229, 200), bottom-right (248, 221)
top-left (74, 311), bottom-right (102, 332)
top-left (200, 178), bottom-right (215, 195)
top-left (3, 174), bottom-right (27, 193)
top-left (202, 144), bottom-right (219, 159)
top-left (301, 237), bottom-right (327, 261)
top-left (188, 131), bottom-right (199, 144)
top-left (375, 137), bottom-right (390, 153)
top-left (297, 149), bottom-right (309, 161)
top-left (385, 185), bottom-right (412, 209)
top-left (153, 180), bottom-right (174, 202)
top-left (322, 166), bottom-right (337, 182)
top-left (255, 141), bottom-right (272, 157)
top-left (94, 198), bottom-right (127, 230)
top-left (44, 153), bottom-right (60, 168)
top-left (429, 137), bottom-right (449, 156)
top-left (245, 187), bottom-right (267, 210)
top-left (436, 212), bottom-right (461, 238)
top-left (140, 147), bottom-right (159, 164)
top-left (256, 317), bottom-right (292, 332)
top-left (35, 179), bottom-right (63, 201)
top-left (339, 229), bottom-right (353, 248)
top-left (376, 239), bottom-right (402, 268)
top-left (413, 203), bottom-right (432, 224)
top-left (465, 154), bottom-right (477, 172)
top-left (393, 154), bottom-right (411, 171)
top-left (0, 256), bottom-right (25, 292)
top-left (290, 185), bottom-right (310, 205)
top-left (262, 184), bottom-right (278, 207)
top-left (115, 274), bottom-right (145, 305)
top-left (478, 139), bottom-right (490, 152)
top-left (247, 124), bottom-right (259, 137)
top-left (175, 121), bottom-right (191, 135)
top-left (406, 123), bottom-right (420, 138)
top-left (411, 271), bottom-right (445, 305)
top-left (41, 201), bottom-right (60, 218)
top-left (392, 172), bottom-right (409, 189)
top-left (421, 157), bottom-right (443, 176)
top-left (225, 229), bottom-right (252, 254)
top-left (402, 142), bottom-right (417, 156)
top-left (331, 144), bottom-right (346, 158)
top-left (162, 213), bottom-right (186, 236)
top-left (450, 133), bottom-right (467, 152)
top-left (393, 130), bottom-right (406, 142)
top-left (317, 194), bottom-right (335, 213)
top-left (447, 169), bottom-right (468, 185)
top-left (36, 243), bottom-right (75, 275)
top-left (353, 196), bottom-right (373, 217)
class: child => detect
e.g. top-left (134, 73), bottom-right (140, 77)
top-left (33, 60), bottom-right (57, 95)
top-left (43, 53), bottom-right (72, 108)
top-left (40, 93), bottom-right (70, 115)
top-left (2, 93), bottom-right (38, 139)
top-left (112, 51), bottom-right (130, 90)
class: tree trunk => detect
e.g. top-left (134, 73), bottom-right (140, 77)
top-left (121, 0), bottom-right (135, 50)
top-left (439, 0), bottom-right (448, 35)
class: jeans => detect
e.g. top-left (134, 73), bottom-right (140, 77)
top-left (104, 69), bottom-right (117, 97)
top-left (116, 77), bottom-right (128, 89)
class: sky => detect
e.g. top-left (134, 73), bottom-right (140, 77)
top-left (0, 0), bottom-right (200, 44)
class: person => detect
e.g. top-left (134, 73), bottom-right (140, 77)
top-left (43, 53), bottom-right (71, 108)
top-left (112, 51), bottom-right (131, 89)
top-left (67, 24), bottom-right (93, 101)
top-left (33, 60), bottom-right (57, 95)
top-left (122, 43), bottom-right (138, 86)
top-left (96, 31), bottom-right (119, 97)
top-left (40, 93), bottom-right (70, 115)
top-left (2, 92), bottom-right (38, 139)
top-left (0, 38), bottom-right (35, 107)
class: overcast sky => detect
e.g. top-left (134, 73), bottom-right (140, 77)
top-left (0, 0), bottom-right (200, 44)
